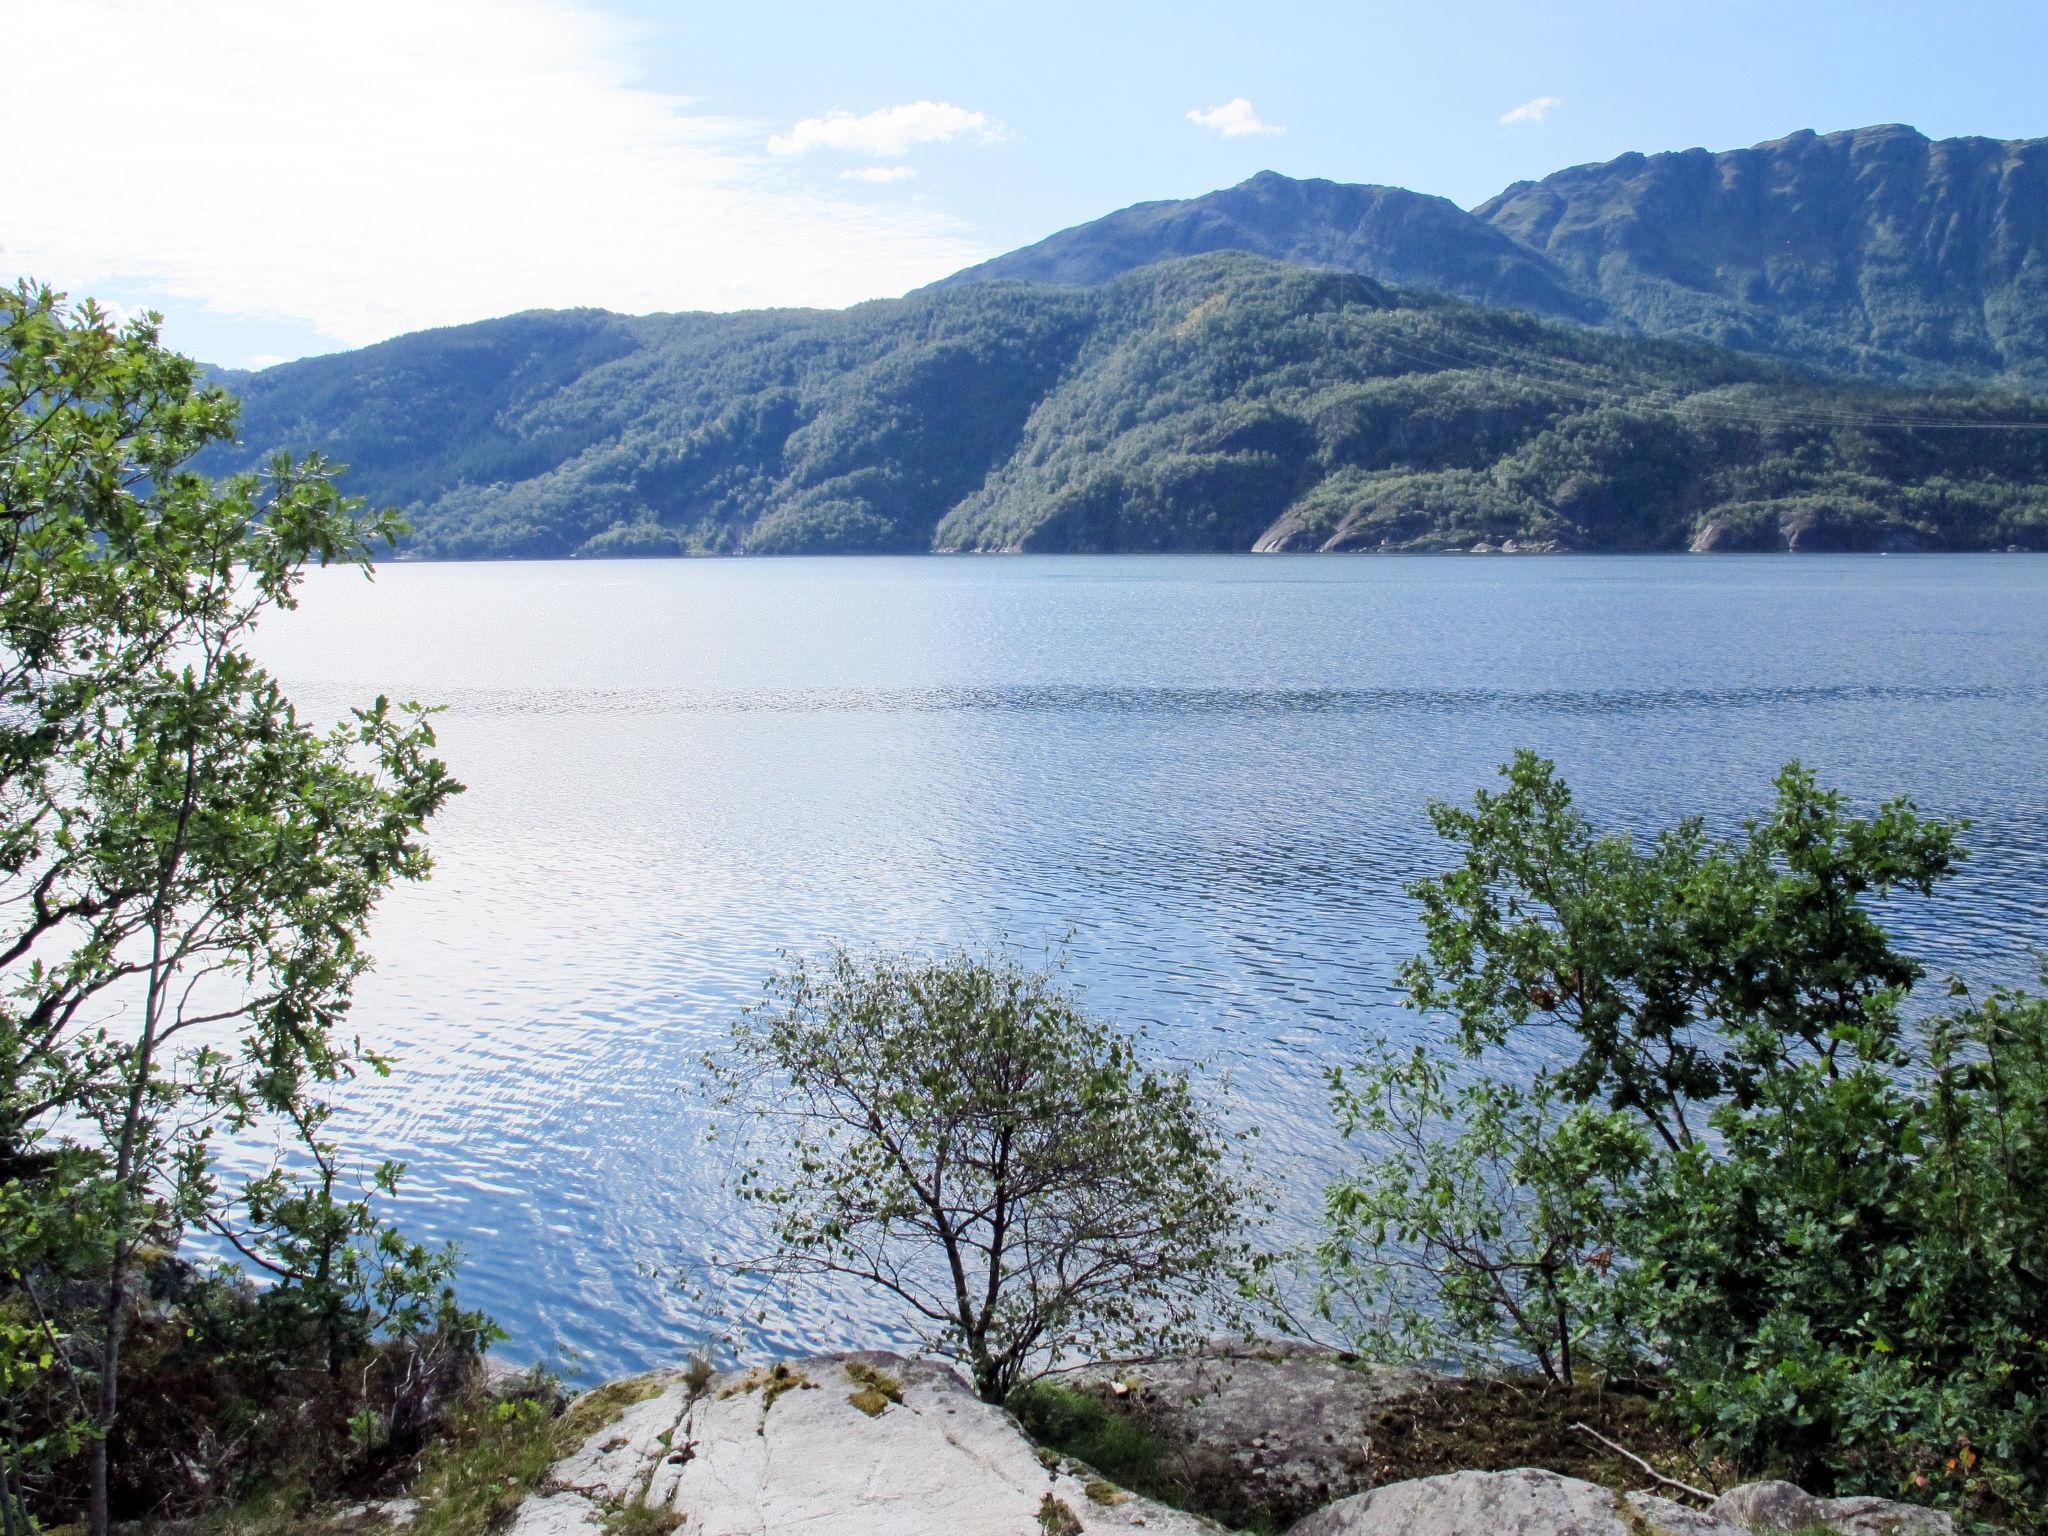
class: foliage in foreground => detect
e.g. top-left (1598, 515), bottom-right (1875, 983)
top-left (0, 282), bottom-right (482, 1533)
top-left (704, 947), bottom-right (1266, 1402)
top-left (1322, 752), bottom-right (2048, 1526)
top-left (1006, 1381), bottom-right (1226, 1528)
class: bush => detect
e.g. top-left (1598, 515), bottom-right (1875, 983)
top-left (1320, 1048), bottom-right (1648, 1385)
top-left (1324, 754), bottom-right (2047, 1525)
top-left (1632, 980), bottom-right (2048, 1517)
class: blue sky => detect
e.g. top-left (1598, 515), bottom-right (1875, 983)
top-left (7, 0), bottom-right (2043, 368)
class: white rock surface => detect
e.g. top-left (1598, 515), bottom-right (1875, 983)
top-left (1708, 1479), bottom-right (1955, 1535)
top-left (1286, 1467), bottom-right (1749, 1536)
top-left (508, 1351), bottom-right (1219, 1535)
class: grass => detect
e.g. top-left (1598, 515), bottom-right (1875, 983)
top-left (600, 1501), bottom-right (685, 1534)
top-left (405, 1373), bottom-right (670, 1536)
top-left (1356, 1374), bottom-right (1714, 1495)
top-left (405, 1398), bottom-right (571, 1536)
top-left (845, 1359), bottom-right (905, 1417)
top-left (1009, 1381), bottom-right (1169, 1488)
top-left (1082, 1478), bottom-right (1129, 1507)
top-left (1006, 1380), bottom-right (1281, 1528)
top-left (718, 1361), bottom-right (817, 1412)
top-left (162, 1482), bottom-right (406, 1536)
top-left (88, 1373), bottom-right (667, 1536)
top-left (560, 1374), bottom-right (669, 1443)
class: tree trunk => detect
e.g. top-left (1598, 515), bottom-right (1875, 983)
top-left (90, 735), bottom-right (196, 1536)
top-left (89, 1159), bottom-right (144, 1536)
top-left (91, 924), bottom-right (174, 1536)
top-left (971, 1348), bottom-right (1004, 1405)
top-left (2, 1444), bottom-right (22, 1536)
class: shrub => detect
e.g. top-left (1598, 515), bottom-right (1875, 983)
top-left (1324, 754), bottom-right (2047, 1524)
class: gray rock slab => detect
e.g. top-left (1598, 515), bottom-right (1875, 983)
top-left (1287, 1467), bottom-right (1749, 1536)
top-left (1062, 1338), bottom-right (1438, 1519)
top-left (1709, 1480), bottom-right (1954, 1535)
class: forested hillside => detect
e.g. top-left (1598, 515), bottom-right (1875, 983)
top-left (209, 254), bottom-right (2048, 557)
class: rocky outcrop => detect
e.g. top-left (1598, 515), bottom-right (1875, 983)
top-left (1290, 1468), bottom-right (1960, 1536)
top-left (1061, 1340), bottom-right (1435, 1526)
top-left (429, 1347), bottom-right (1974, 1536)
top-left (1708, 1480), bottom-right (1954, 1535)
top-left (1289, 1467), bottom-right (1745, 1535)
top-left (506, 1352), bottom-right (1218, 1535)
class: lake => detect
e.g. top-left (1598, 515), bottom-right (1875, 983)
top-left (249, 554), bottom-right (2048, 1379)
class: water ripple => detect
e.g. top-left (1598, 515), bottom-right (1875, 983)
top-left (353, 679), bottom-right (2048, 721)
top-left (247, 554), bottom-right (2048, 1381)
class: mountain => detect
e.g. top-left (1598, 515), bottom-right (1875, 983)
top-left (939, 126), bottom-right (2048, 387)
top-left (934, 173), bottom-right (1602, 325)
top-left (1479, 124), bottom-right (2048, 385)
top-left (207, 253), bottom-right (2048, 559)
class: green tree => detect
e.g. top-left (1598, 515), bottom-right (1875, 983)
top-left (0, 281), bottom-right (465, 1534)
top-left (704, 947), bottom-right (1264, 1402)
top-left (1327, 753), bottom-right (2048, 1522)
top-left (1320, 1044), bottom-right (1647, 1385)
top-left (1397, 751), bottom-right (1958, 1152)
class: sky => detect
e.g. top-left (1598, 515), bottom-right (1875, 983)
top-left (6, 0), bottom-right (2045, 369)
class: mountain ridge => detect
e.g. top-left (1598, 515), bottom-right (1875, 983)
top-left (933, 172), bottom-right (1605, 326)
top-left (187, 122), bottom-right (2048, 560)
top-left (941, 124), bottom-right (2048, 386)
top-left (1477, 123), bottom-right (2048, 383)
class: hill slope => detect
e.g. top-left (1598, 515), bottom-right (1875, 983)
top-left (209, 255), bottom-right (2048, 558)
top-left (937, 126), bottom-right (2048, 387)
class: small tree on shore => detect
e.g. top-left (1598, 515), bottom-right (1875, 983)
top-left (704, 948), bottom-right (1264, 1403)
top-left (1319, 1042), bottom-right (1648, 1386)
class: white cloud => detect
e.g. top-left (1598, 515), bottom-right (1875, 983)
top-left (1499, 95), bottom-right (1563, 127)
top-left (0, 1), bottom-right (994, 349)
top-left (1185, 99), bottom-right (1285, 138)
top-left (839, 166), bottom-right (920, 183)
top-left (770, 101), bottom-right (1010, 158)
top-left (79, 296), bottom-right (135, 330)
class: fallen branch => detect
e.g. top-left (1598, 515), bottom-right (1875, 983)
top-left (1569, 1421), bottom-right (1713, 1504)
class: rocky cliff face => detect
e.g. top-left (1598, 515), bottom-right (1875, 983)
top-left (500, 1352), bottom-right (1215, 1536)
top-left (1477, 124), bottom-right (2048, 383)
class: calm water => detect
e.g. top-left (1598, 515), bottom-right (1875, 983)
top-left (249, 555), bottom-right (2048, 1379)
